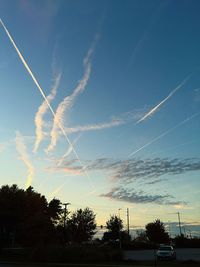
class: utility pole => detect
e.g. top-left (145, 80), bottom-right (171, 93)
top-left (118, 208), bottom-right (122, 249)
top-left (189, 229), bottom-right (192, 239)
top-left (183, 227), bottom-right (186, 237)
top-left (63, 203), bottom-right (70, 229)
top-left (177, 212), bottom-right (182, 236)
top-left (127, 208), bottom-right (130, 236)
top-left (63, 203), bottom-right (71, 243)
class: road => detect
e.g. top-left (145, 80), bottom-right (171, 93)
top-left (123, 248), bottom-right (200, 261)
top-left (0, 249), bottom-right (199, 266)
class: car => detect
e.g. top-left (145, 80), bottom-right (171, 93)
top-left (156, 245), bottom-right (176, 260)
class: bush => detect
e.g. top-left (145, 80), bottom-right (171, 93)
top-left (174, 236), bottom-right (200, 248)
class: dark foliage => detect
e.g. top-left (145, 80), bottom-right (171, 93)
top-left (103, 215), bottom-right (123, 241)
top-left (0, 184), bottom-right (62, 247)
top-left (145, 219), bottom-right (170, 244)
top-left (174, 235), bottom-right (200, 248)
top-left (68, 208), bottom-right (97, 243)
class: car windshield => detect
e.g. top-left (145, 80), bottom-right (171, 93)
top-left (159, 246), bottom-right (173, 251)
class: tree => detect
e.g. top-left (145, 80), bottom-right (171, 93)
top-left (103, 215), bottom-right (123, 241)
top-left (48, 198), bottom-right (63, 223)
top-left (145, 219), bottom-right (170, 244)
top-left (68, 208), bottom-right (96, 243)
top-left (0, 184), bottom-right (62, 247)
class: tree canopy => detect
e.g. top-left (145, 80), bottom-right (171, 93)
top-left (0, 184), bottom-right (62, 246)
top-left (145, 219), bottom-right (170, 244)
top-left (68, 208), bottom-right (96, 243)
top-left (103, 215), bottom-right (123, 241)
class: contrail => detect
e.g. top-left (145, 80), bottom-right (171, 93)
top-left (65, 109), bottom-right (144, 135)
top-left (148, 139), bottom-right (198, 157)
top-left (136, 75), bottom-right (191, 124)
top-left (66, 118), bottom-right (125, 134)
top-left (46, 33), bottom-right (99, 153)
top-left (48, 185), bottom-right (63, 199)
top-left (56, 134), bottom-right (82, 167)
top-left (15, 131), bottom-right (34, 189)
top-left (46, 62), bottom-right (91, 153)
top-left (83, 33), bottom-right (100, 66)
top-left (33, 72), bottom-right (61, 153)
top-left (0, 18), bottom-right (87, 175)
top-left (130, 111), bottom-right (200, 157)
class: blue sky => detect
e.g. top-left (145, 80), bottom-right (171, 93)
top-left (0, 0), bottom-right (200, 236)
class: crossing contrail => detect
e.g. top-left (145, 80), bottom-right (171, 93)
top-left (130, 111), bottom-right (200, 156)
top-left (33, 72), bottom-right (61, 153)
top-left (56, 134), bottom-right (81, 167)
top-left (0, 18), bottom-right (87, 175)
top-left (136, 75), bottom-right (191, 124)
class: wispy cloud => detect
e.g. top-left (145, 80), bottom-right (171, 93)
top-left (66, 119), bottom-right (123, 134)
top-left (15, 131), bottom-right (35, 189)
top-left (46, 33), bottom-right (99, 153)
top-left (46, 62), bottom-right (91, 153)
top-left (83, 33), bottom-right (100, 66)
top-left (65, 111), bottom-right (139, 134)
top-left (136, 75), bottom-right (190, 123)
top-left (33, 72), bottom-right (61, 153)
top-left (56, 134), bottom-right (82, 167)
top-left (0, 18), bottom-right (86, 174)
top-left (48, 165), bottom-right (82, 176)
top-left (100, 187), bottom-right (186, 205)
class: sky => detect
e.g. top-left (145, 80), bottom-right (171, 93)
top-left (0, 0), bottom-right (200, 237)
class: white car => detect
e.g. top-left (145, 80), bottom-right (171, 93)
top-left (156, 245), bottom-right (176, 260)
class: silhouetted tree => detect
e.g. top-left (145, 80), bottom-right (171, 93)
top-left (0, 184), bottom-right (62, 247)
top-left (0, 185), bottom-right (25, 246)
top-left (68, 208), bottom-right (96, 243)
top-left (145, 219), bottom-right (170, 244)
top-left (103, 215), bottom-right (123, 241)
top-left (48, 198), bottom-right (63, 223)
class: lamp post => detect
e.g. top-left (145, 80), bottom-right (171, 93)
top-left (177, 212), bottom-right (182, 236)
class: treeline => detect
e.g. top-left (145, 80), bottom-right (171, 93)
top-left (0, 184), bottom-right (97, 247)
top-left (0, 184), bottom-right (200, 252)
